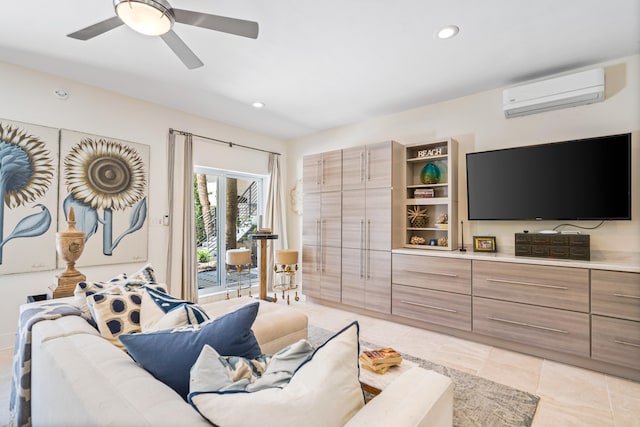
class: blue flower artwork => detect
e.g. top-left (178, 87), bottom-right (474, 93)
top-left (0, 121), bottom-right (57, 273)
top-left (59, 130), bottom-right (149, 267)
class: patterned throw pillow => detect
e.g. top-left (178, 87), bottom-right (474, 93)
top-left (73, 264), bottom-right (159, 317)
top-left (190, 345), bottom-right (271, 394)
top-left (119, 302), bottom-right (262, 400)
top-left (128, 264), bottom-right (158, 283)
top-left (73, 274), bottom-right (128, 318)
top-left (85, 283), bottom-right (168, 348)
top-left (87, 290), bottom-right (144, 349)
top-left (190, 339), bottom-right (314, 394)
top-left (188, 322), bottom-right (364, 427)
top-left (140, 286), bottom-right (210, 332)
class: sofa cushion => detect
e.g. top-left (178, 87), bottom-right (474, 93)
top-left (188, 321), bottom-right (365, 427)
top-left (120, 301), bottom-right (262, 400)
top-left (200, 297), bottom-right (308, 355)
top-left (140, 286), bottom-right (209, 332)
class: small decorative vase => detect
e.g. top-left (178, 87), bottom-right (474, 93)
top-left (420, 163), bottom-right (441, 184)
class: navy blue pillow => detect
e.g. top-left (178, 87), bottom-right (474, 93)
top-left (119, 301), bottom-right (262, 399)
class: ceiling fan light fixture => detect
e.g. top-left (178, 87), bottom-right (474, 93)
top-left (114, 0), bottom-right (175, 36)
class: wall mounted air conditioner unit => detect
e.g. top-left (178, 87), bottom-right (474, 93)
top-left (503, 68), bottom-right (605, 118)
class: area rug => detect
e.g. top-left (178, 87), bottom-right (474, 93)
top-left (308, 324), bottom-right (539, 427)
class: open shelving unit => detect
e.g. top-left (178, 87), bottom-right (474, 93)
top-left (404, 138), bottom-right (458, 250)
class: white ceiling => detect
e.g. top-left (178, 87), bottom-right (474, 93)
top-left (1, 0), bottom-right (639, 140)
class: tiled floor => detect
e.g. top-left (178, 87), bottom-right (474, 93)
top-left (1, 298), bottom-right (639, 426)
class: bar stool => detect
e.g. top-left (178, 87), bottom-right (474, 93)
top-left (273, 249), bottom-right (299, 304)
top-left (225, 248), bottom-right (252, 299)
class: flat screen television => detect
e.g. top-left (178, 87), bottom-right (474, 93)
top-left (466, 133), bottom-right (632, 221)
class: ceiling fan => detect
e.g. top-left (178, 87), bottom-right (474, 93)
top-left (67, 0), bottom-right (259, 69)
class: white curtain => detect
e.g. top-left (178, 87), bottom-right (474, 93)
top-left (265, 153), bottom-right (288, 290)
top-left (166, 131), bottom-right (197, 302)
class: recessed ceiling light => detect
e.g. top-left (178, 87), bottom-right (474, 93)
top-left (437, 25), bottom-right (459, 39)
top-left (252, 101), bottom-right (265, 108)
top-left (53, 88), bottom-right (69, 100)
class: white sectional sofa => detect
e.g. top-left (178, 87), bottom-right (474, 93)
top-left (26, 297), bottom-right (453, 426)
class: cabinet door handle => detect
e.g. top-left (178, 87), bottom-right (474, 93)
top-left (321, 159), bottom-right (325, 185)
top-left (360, 220), bottom-right (365, 278)
top-left (316, 220), bottom-right (321, 272)
top-left (614, 339), bottom-right (640, 348)
top-left (359, 152), bottom-right (364, 183)
top-left (486, 278), bottom-right (569, 290)
top-left (487, 316), bottom-right (569, 334)
top-left (366, 220), bottom-right (371, 279)
top-left (321, 220), bottom-right (326, 272)
top-left (366, 150), bottom-right (371, 181)
top-left (613, 293), bottom-right (640, 300)
top-left (401, 300), bottom-right (458, 313)
top-left (316, 160), bottom-right (320, 185)
top-left (408, 270), bottom-right (458, 278)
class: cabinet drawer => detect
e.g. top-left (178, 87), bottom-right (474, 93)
top-left (592, 315), bottom-right (640, 370)
top-left (472, 260), bottom-right (589, 312)
top-left (392, 254), bottom-right (471, 294)
top-left (473, 297), bottom-right (590, 357)
top-left (591, 270), bottom-right (640, 321)
top-left (392, 284), bottom-right (471, 331)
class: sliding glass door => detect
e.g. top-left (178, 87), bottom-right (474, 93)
top-left (194, 167), bottom-right (262, 297)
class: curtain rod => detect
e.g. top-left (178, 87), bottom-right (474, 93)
top-left (170, 128), bottom-right (280, 156)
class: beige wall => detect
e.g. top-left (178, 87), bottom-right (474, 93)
top-left (0, 61), bottom-right (286, 349)
top-left (285, 54), bottom-right (640, 259)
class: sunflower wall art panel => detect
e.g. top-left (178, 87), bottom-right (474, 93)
top-left (58, 130), bottom-right (149, 268)
top-left (0, 119), bottom-right (59, 275)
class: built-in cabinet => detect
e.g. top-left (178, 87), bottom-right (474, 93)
top-left (590, 270), bottom-right (640, 370)
top-left (340, 141), bottom-right (402, 314)
top-left (392, 254), bottom-right (472, 331)
top-left (404, 139), bottom-right (457, 250)
top-left (302, 142), bottom-right (401, 312)
top-left (302, 150), bottom-right (342, 193)
top-left (302, 150), bottom-right (342, 303)
top-left (472, 261), bottom-right (590, 357)
top-left (389, 251), bottom-right (640, 380)
top-left (300, 138), bottom-right (640, 381)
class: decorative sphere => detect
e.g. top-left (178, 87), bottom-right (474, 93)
top-left (420, 163), bottom-right (441, 184)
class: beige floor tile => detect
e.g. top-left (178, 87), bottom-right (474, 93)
top-left (428, 336), bottom-right (493, 374)
top-left (606, 375), bottom-right (640, 427)
top-left (537, 360), bottom-right (611, 412)
top-left (532, 400), bottom-right (614, 427)
top-left (477, 347), bottom-right (543, 394)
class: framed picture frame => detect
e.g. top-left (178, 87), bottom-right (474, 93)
top-left (473, 236), bottom-right (497, 252)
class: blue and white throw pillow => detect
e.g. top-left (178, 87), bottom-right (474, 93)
top-left (140, 286), bottom-right (210, 332)
top-left (73, 274), bottom-right (128, 318)
top-left (188, 322), bottom-right (365, 427)
top-left (119, 302), bottom-right (262, 400)
top-left (190, 339), bottom-right (314, 394)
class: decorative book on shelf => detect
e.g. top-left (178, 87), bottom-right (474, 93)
top-left (359, 347), bottom-right (403, 374)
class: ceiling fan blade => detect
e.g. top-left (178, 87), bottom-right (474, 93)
top-left (173, 9), bottom-right (259, 39)
top-left (67, 16), bottom-right (123, 40)
top-left (160, 30), bottom-right (204, 69)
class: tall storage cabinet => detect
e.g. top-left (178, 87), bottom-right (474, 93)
top-left (302, 150), bottom-right (342, 302)
top-left (404, 138), bottom-right (458, 250)
top-left (341, 141), bottom-right (403, 314)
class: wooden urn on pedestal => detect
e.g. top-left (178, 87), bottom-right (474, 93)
top-left (49, 207), bottom-right (86, 298)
